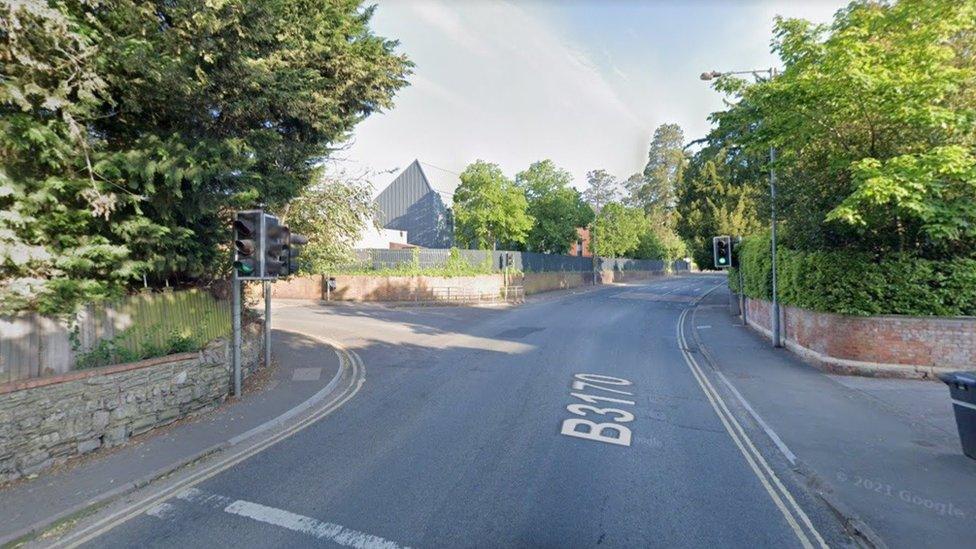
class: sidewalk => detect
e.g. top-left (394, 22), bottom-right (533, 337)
top-left (692, 290), bottom-right (976, 548)
top-left (0, 329), bottom-right (341, 546)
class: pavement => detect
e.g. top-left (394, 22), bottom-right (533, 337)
top-left (42, 275), bottom-right (854, 548)
top-left (691, 289), bottom-right (976, 549)
top-left (0, 328), bottom-right (341, 546)
top-left (5, 274), bottom-right (967, 548)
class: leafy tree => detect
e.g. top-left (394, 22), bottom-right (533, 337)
top-left (516, 160), bottom-right (594, 254)
top-left (591, 203), bottom-right (646, 257)
top-left (628, 123), bottom-right (687, 214)
top-left (676, 145), bottom-right (763, 267)
top-left (453, 161), bottom-right (533, 249)
top-left (582, 169), bottom-right (622, 213)
top-left (278, 169), bottom-right (377, 273)
top-left (1, 0), bottom-right (411, 313)
top-left (637, 209), bottom-right (688, 263)
top-left (703, 0), bottom-right (975, 258)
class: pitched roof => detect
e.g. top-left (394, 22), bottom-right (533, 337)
top-left (415, 161), bottom-right (460, 205)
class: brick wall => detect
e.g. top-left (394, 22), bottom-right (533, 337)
top-left (0, 323), bottom-right (261, 483)
top-left (744, 297), bottom-right (975, 378)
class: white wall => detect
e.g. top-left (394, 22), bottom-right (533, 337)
top-left (354, 225), bottom-right (409, 249)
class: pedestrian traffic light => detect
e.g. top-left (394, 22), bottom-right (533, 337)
top-left (713, 235), bottom-right (732, 269)
top-left (233, 210), bottom-right (263, 278)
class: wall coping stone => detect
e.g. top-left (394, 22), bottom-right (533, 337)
top-left (0, 351), bottom-right (201, 396)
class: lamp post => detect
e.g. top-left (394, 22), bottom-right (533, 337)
top-left (700, 68), bottom-right (782, 348)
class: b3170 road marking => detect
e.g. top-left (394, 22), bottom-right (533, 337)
top-left (560, 373), bottom-right (635, 446)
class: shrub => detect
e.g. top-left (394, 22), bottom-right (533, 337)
top-left (730, 234), bottom-right (976, 316)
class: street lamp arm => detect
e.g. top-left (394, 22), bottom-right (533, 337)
top-left (699, 68), bottom-right (775, 81)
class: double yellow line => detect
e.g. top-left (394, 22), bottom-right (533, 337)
top-left (50, 336), bottom-right (366, 549)
top-left (676, 307), bottom-right (828, 549)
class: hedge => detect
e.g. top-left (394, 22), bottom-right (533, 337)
top-left (728, 233), bottom-right (976, 316)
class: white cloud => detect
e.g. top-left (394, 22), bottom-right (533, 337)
top-left (339, 0), bottom-right (648, 189)
top-left (340, 0), bottom-right (848, 192)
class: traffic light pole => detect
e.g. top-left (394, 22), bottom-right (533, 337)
top-left (264, 280), bottom-right (271, 369)
top-left (770, 146), bottom-right (782, 348)
top-left (232, 270), bottom-right (242, 397)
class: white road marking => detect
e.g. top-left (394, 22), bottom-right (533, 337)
top-left (144, 503), bottom-right (174, 520)
top-left (223, 499), bottom-right (407, 549)
top-left (292, 367), bottom-right (323, 381)
top-left (51, 338), bottom-right (367, 549)
top-left (677, 307), bottom-right (828, 549)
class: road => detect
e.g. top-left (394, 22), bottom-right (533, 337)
top-left (76, 275), bottom-right (852, 548)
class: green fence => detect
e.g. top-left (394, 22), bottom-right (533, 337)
top-left (0, 289), bottom-right (232, 382)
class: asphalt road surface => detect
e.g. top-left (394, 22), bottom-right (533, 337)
top-left (81, 275), bottom-right (853, 548)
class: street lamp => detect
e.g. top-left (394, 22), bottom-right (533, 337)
top-left (701, 67), bottom-right (782, 348)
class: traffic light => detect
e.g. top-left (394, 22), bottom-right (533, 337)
top-left (264, 218), bottom-right (287, 277)
top-left (713, 235), bottom-right (732, 269)
top-left (233, 210), bottom-right (263, 278)
top-left (285, 231), bottom-right (308, 276)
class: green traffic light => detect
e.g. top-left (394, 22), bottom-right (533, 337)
top-left (719, 258), bottom-right (727, 264)
top-left (234, 261), bottom-right (254, 275)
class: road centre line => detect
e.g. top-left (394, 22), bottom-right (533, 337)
top-left (224, 499), bottom-right (406, 549)
top-left (676, 307), bottom-right (827, 549)
top-left (146, 487), bottom-right (408, 549)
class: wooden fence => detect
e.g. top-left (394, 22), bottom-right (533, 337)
top-left (0, 289), bottom-right (230, 384)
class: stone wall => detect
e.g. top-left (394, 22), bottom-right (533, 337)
top-left (743, 297), bottom-right (975, 378)
top-left (267, 274), bottom-right (505, 301)
top-left (518, 272), bottom-right (593, 294)
top-left (263, 270), bottom-right (679, 302)
top-left (599, 269), bottom-right (666, 283)
top-left (0, 322), bottom-right (261, 483)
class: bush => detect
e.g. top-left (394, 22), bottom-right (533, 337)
top-left (730, 233), bottom-right (976, 316)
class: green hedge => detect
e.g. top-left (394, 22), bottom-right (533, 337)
top-left (729, 233), bottom-right (976, 316)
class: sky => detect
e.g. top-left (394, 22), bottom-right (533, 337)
top-left (338, 0), bottom-right (849, 190)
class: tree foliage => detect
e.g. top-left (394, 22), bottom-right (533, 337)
top-left (704, 0), bottom-right (975, 258)
top-left (516, 160), bottom-right (594, 254)
top-left (453, 160), bottom-right (533, 250)
top-left (1, 0), bottom-right (411, 313)
top-left (591, 203), bottom-right (646, 258)
top-left (278, 169), bottom-right (377, 273)
top-left (627, 123), bottom-right (687, 215)
top-left (582, 169), bottom-right (622, 213)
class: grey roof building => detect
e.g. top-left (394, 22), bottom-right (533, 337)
top-left (374, 160), bottom-right (459, 248)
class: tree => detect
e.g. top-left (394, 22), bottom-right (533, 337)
top-left (582, 169), bottom-right (622, 213)
top-left (703, 0), bottom-right (975, 258)
top-left (676, 146), bottom-right (763, 267)
top-left (591, 203), bottom-right (646, 257)
top-left (278, 169), bottom-right (377, 273)
top-left (516, 160), bottom-right (594, 254)
top-left (629, 123), bottom-right (687, 214)
top-left (1, 1), bottom-right (412, 313)
top-left (453, 161), bottom-right (533, 249)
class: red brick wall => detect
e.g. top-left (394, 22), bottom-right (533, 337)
top-left (744, 297), bottom-right (976, 377)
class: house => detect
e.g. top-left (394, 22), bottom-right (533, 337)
top-left (570, 227), bottom-right (592, 257)
top-left (374, 160), bottom-right (458, 248)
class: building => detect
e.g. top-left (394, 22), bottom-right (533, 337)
top-left (353, 224), bottom-right (409, 249)
top-left (570, 227), bottom-right (592, 257)
top-left (374, 160), bottom-right (458, 248)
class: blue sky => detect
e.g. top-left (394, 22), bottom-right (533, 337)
top-left (340, 0), bottom-right (848, 189)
